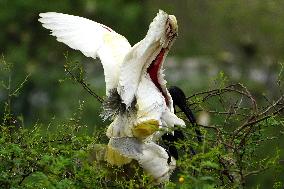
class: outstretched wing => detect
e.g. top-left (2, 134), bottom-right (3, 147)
top-left (39, 12), bottom-right (131, 94)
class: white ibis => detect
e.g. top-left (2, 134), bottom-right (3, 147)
top-left (39, 10), bottom-right (185, 183)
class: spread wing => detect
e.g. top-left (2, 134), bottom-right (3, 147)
top-left (39, 12), bottom-right (131, 94)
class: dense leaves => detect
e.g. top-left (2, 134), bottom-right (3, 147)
top-left (1, 1), bottom-right (284, 188)
top-left (1, 61), bottom-right (283, 188)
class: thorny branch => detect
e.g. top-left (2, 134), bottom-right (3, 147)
top-left (187, 83), bottom-right (258, 112)
top-left (186, 82), bottom-right (283, 186)
top-left (68, 61), bottom-right (284, 187)
top-left (64, 64), bottom-right (104, 103)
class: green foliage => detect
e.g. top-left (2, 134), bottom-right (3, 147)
top-left (1, 1), bottom-right (284, 188)
top-left (1, 62), bottom-right (283, 188)
top-left (0, 107), bottom-right (113, 188)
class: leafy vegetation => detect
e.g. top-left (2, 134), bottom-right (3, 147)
top-left (1, 1), bottom-right (284, 188)
top-left (1, 59), bottom-right (283, 188)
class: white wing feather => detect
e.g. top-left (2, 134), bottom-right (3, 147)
top-left (39, 12), bottom-right (131, 94)
top-left (109, 137), bottom-right (175, 183)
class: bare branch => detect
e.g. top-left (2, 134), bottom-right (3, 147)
top-left (64, 65), bottom-right (104, 103)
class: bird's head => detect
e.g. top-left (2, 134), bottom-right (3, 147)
top-left (143, 11), bottom-right (178, 106)
top-left (168, 15), bottom-right (178, 34)
top-left (118, 10), bottom-right (179, 110)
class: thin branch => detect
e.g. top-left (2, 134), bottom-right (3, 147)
top-left (64, 65), bottom-right (104, 103)
top-left (186, 84), bottom-right (240, 99)
top-left (233, 106), bottom-right (284, 137)
top-left (207, 110), bottom-right (247, 117)
top-left (244, 167), bottom-right (269, 177)
top-left (11, 73), bottom-right (31, 97)
top-left (187, 83), bottom-right (257, 113)
top-left (259, 94), bottom-right (284, 117)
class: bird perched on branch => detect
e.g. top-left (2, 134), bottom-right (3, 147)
top-left (39, 10), bottom-right (184, 183)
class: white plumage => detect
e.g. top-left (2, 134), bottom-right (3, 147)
top-left (109, 137), bottom-right (176, 183)
top-left (39, 12), bottom-right (131, 94)
top-left (39, 10), bottom-right (184, 183)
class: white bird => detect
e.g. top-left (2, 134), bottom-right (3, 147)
top-left (109, 137), bottom-right (176, 183)
top-left (39, 10), bottom-right (185, 183)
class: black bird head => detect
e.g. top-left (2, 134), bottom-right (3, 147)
top-left (169, 86), bottom-right (202, 142)
top-left (161, 86), bottom-right (203, 162)
top-left (169, 86), bottom-right (196, 124)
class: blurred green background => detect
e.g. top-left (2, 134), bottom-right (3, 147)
top-left (0, 0), bottom-right (283, 188)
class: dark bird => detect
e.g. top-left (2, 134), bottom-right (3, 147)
top-left (162, 86), bottom-right (203, 161)
top-left (169, 86), bottom-right (202, 142)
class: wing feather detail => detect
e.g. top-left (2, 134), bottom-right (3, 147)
top-left (39, 12), bottom-right (131, 93)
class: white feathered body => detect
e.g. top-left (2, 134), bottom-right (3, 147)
top-left (39, 10), bottom-right (184, 183)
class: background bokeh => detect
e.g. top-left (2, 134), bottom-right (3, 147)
top-left (1, 0), bottom-right (283, 188)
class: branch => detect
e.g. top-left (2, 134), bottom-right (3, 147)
top-left (64, 65), bottom-right (104, 103)
top-left (187, 83), bottom-right (257, 112)
top-left (259, 94), bottom-right (284, 117)
top-left (233, 100), bottom-right (284, 137)
top-left (244, 167), bottom-right (269, 178)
